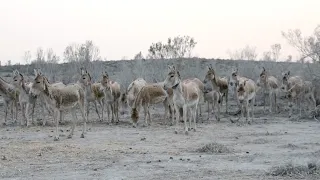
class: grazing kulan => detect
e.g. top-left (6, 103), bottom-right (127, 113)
top-left (120, 78), bottom-right (147, 114)
top-left (31, 69), bottom-right (87, 141)
top-left (281, 71), bottom-right (305, 118)
top-left (130, 82), bottom-right (170, 127)
top-left (163, 65), bottom-right (201, 135)
top-left (302, 81), bottom-right (316, 111)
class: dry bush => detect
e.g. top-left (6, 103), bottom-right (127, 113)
top-left (196, 142), bottom-right (233, 154)
top-left (267, 162), bottom-right (320, 178)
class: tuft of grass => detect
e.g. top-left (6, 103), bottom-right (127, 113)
top-left (267, 162), bottom-right (320, 178)
top-left (250, 138), bottom-right (269, 144)
top-left (196, 142), bottom-right (232, 154)
top-left (278, 143), bottom-right (307, 150)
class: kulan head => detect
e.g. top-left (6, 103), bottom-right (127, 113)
top-left (12, 69), bottom-right (24, 87)
top-left (203, 64), bottom-right (215, 84)
top-left (101, 71), bottom-right (111, 91)
top-left (237, 80), bottom-right (248, 104)
top-left (31, 68), bottom-right (47, 95)
top-left (280, 71), bottom-right (290, 91)
top-left (79, 67), bottom-right (92, 86)
top-left (163, 65), bottom-right (181, 90)
top-left (229, 68), bottom-right (239, 88)
top-left (259, 67), bottom-right (268, 83)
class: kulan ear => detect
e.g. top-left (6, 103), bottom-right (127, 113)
top-left (34, 69), bottom-right (38, 76)
top-left (244, 80), bottom-right (248, 86)
top-left (80, 67), bottom-right (86, 75)
top-left (177, 71), bottom-right (181, 78)
top-left (37, 68), bottom-right (43, 75)
top-left (171, 65), bottom-right (176, 71)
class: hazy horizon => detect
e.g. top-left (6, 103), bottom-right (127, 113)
top-left (0, 0), bottom-right (319, 64)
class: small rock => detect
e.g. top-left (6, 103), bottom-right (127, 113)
top-left (141, 137), bottom-right (146, 141)
top-left (51, 130), bottom-right (54, 132)
top-left (1, 156), bottom-right (7, 160)
top-left (285, 132), bottom-right (287, 134)
top-left (66, 129), bottom-right (69, 132)
top-left (158, 160), bottom-right (161, 162)
top-left (235, 137), bottom-right (239, 139)
top-left (60, 129), bottom-right (63, 132)
top-left (179, 158), bottom-right (183, 161)
top-left (187, 159), bottom-right (190, 161)
top-left (37, 153), bottom-right (42, 156)
top-left (246, 152), bottom-right (249, 154)
top-left (93, 168), bottom-right (98, 171)
top-left (129, 148), bottom-right (132, 150)
top-left (169, 157), bottom-right (173, 159)
top-left (36, 130), bottom-right (40, 132)
top-left (199, 155), bottom-right (202, 157)
top-left (147, 161), bottom-right (151, 163)
top-left (124, 165), bottom-right (126, 167)
top-left (113, 161), bottom-right (115, 163)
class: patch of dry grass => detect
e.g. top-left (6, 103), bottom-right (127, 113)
top-left (278, 143), bottom-right (307, 150)
top-left (250, 138), bottom-right (269, 144)
top-left (267, 162), bottom-right (320, 178)
top-left (196, 142), bottom-right (232, 154)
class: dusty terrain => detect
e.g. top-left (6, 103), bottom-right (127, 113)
top-left (1, 97), bottom-right (320, 180)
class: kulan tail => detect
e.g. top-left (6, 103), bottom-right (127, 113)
top-left (131, 86), bottom-right (145, 123)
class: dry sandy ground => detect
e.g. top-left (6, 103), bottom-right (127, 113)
top-left (1, 101), bottom-right (320, 180)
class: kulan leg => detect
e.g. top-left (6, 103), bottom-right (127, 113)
top-left (183, 105), bottom-right (188, 135)
top-left (115, 100), bottom-right (120, 122)
top-left (174, 105), bottom-right (180, 134)
top-left (68, 109), bottom-right (77, 139)
top-left (53, 110), bottom-right (60, 141)
top-left (78, 102), bottom-right (87, 138)
top-left (21, 103), bottom-right (26, 126)
top-left (163, 101), bottom-right (169, 124)
top-left (188, 107), bottom-right (192, 130)
top-left (93, 101), bottom-right (101, 121)
top-left (143, 104), bottom-right (148, 127)
top-left (86, 101), bottom-right (90, 123)
top-left (4, 101), bottom-right (8, 125)
top-left (269, 91), bottom-right (273, 113)
top-left (225, 91), bottom-right (228, 113)
top-left (193, 105), bottom-right (198, 132)
top-left (207, 101), bottom-right (210, 120)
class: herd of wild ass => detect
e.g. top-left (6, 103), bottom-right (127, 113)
top-left (0, 64), bottom-right (317, 141)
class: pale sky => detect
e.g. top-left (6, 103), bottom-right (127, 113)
top-left (0, 0), bottom-right (319, 64)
